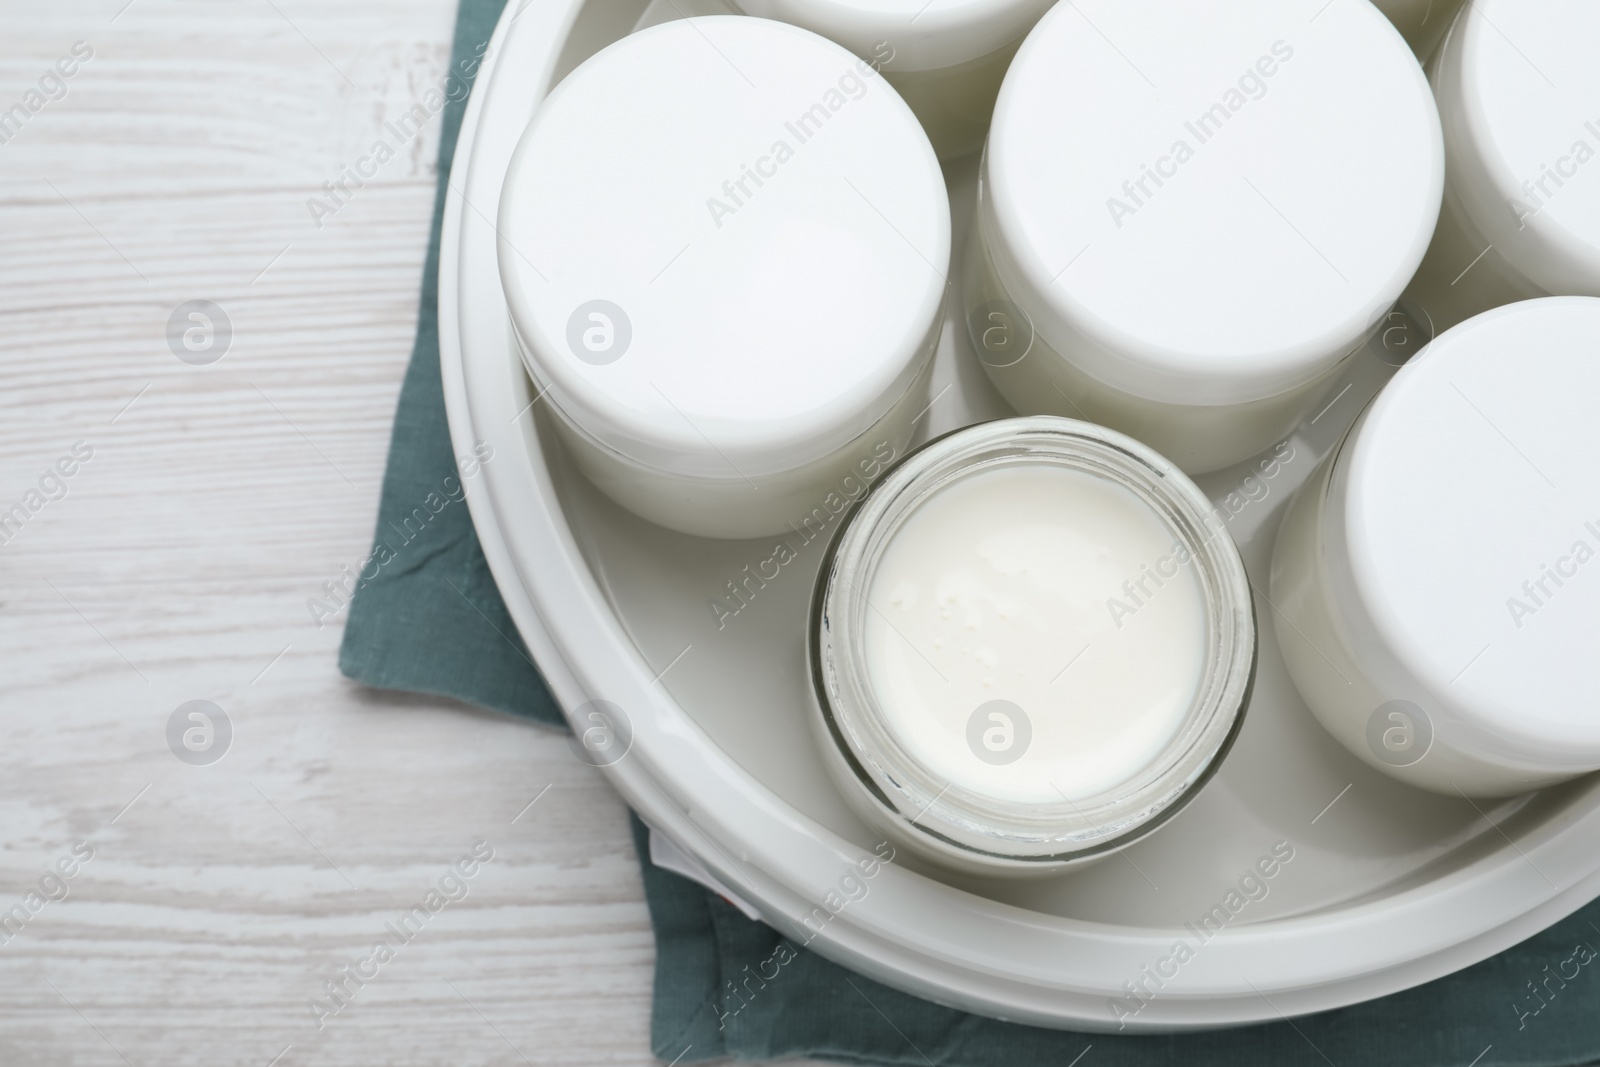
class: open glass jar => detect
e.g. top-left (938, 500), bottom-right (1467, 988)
top-left (808, 417), bottom-right (1256, 875)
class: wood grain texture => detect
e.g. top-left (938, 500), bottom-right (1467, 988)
top-left (0, 3), bottom-right (826, 1063)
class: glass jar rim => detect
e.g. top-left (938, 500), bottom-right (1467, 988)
top-left (809, 415), bottom-right (1257, 864)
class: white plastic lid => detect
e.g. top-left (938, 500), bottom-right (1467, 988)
top-left (1434, 0), bottom-right (1600, 297)
top-left (984, 0), bottom-right (1443, 406)
top-left (731, 0), bottom-right (1053, 72)
top-left (1334, 297), bottom-right (1600, 767)
top-left (498, 17), bottom-right (949, 480)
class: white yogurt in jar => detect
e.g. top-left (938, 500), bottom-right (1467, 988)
top-left (810, 417), bottom-right (1255, 874)
top-left (864, 463), bottom-right (1207, 805)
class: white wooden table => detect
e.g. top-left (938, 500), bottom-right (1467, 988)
top-left (0, 3), bottom-right (824, 1063)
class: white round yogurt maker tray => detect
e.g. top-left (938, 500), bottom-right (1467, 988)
top-left (439, 0), bottom-right (1600, 1032)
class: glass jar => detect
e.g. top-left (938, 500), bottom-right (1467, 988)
top-left (498, 17), bottom-right (948, 539)
top-left (728, 0), bottom-right (1053, 159)
top-left (809, 417), bottom-right (1256, 874)
top-left (1271, 298), bottom-right (1600, 796)
top-left (1401, 0), bottom-right (1600, 336)
top-left (965, 0), bottom-right (1442, 474)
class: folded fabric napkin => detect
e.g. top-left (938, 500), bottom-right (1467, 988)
top-left (341, 0), bottom-right (1600, 1062)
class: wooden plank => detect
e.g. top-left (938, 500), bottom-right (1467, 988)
top-left (1, 3), bottom-right (828, 1063)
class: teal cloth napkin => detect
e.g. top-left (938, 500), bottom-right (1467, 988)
top-left (341, 0), bottom-right (1600, 1062)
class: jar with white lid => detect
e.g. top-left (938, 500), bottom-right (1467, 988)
top-left (809, 417), bottom-right (1256, 875)
top-left (728, 0), bottom-right (1053, 159)
top-left (964, 0), bottom-right (1443, 474)
top-left (1403, 0), bottom-right (1600, 336)
top-left (498, 17), bottom-right (949, 540)
top-left (1271, 297), bottom-right (1600, 797)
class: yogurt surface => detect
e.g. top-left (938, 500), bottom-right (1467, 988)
top-left (863, 462), bottom-right (1207, 804)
